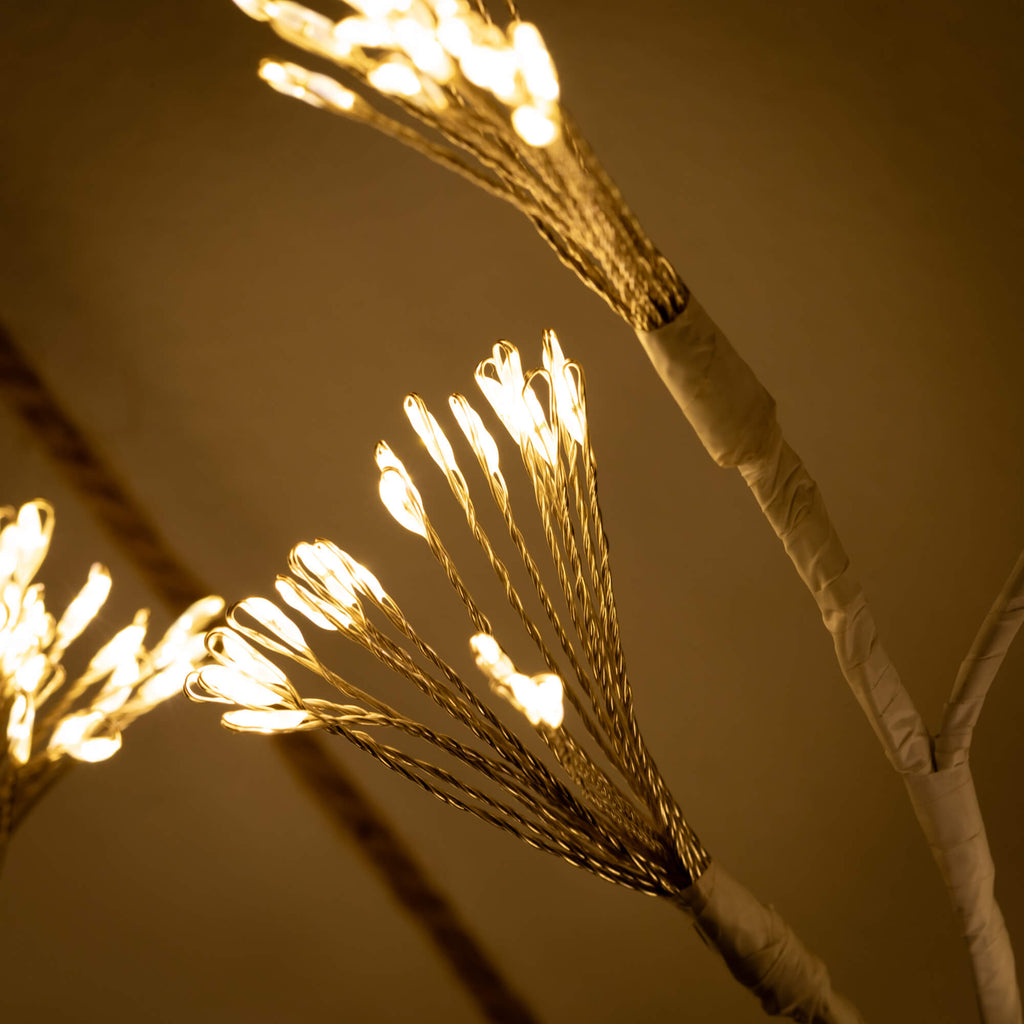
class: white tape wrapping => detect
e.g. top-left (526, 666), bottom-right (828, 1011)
top-left (637, 299), bottom-right (1022, 1021)
top-left (636, 297), bottom-right (933, 774)
top-left (905, 766), bottom-right (1022, 1024)
top-left (635, 294), bottom-right (777, 467)
top-left (938, 550), bottom-right (1024, 771)
top-left (674, 861), bottom-right (863, 1023)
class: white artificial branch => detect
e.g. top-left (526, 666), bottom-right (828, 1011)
top-left (673, 861), bottom-right (863, 1024)
top-left (937, 548), bottom-right (1024, 771)
top-left (904, 765), bottom-right (1020, 1024)
top-left (636, 295), bottom-right (1022, 1024)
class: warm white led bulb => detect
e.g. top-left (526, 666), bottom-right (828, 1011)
top-left (304, 72), bottom-right (357, 111)
top-left (221, 708), bottom-right (314, 733)
top-left (85, 611), bottom-right (148, 678)
top-left (48, 711), bottom-right (122, 763)
top-left (511, 104), bottom-right (558, 147)
top-left (459, 46), bottom-right (517, 100)
top-left (505, 672), bottom-right (564, 728)
top-left (511, 22), bottom-right (559, 102)
top-left (259, 60), bottom-right (309, 101)
top-left (6, 692), bottom-right (34, 765)
top-left (449, 395), bottom-right (502, 478)
top-left (470, 634), bottom-right (564, 729)
top-left (437, 16), bottom-right (473, 59)
top-left (275, 576), bottom-right (338, 631)
top-left (376, 443), bottom-right (429, 538)
top-left (542, 331), bottom-right (586, 446)
top-left (232, 0), bottom-right (278, 21)
top-left (193, 664), bottom-right (286, 709)
top-left (405, 395), bottom-right (462, 480)
top-left (394, 18), bottom-right (454, 82)
top-left (207, 629), bottom-right (290, 691)
top-left (346, 0), bottom-right (411, 16)
top-left (54, 563), bottom-right (112, 650)
top-left (233, 597), bottom-right (311, 655)
top-left (369, 61), bottom-right (423, 98)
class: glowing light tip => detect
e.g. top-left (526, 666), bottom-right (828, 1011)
top-left (259, 60), bottom-right (291, 87)
top-left (470, 634), bottom-right (564, 729)
top-left (233, 0), bottom-right (278, 22)
top-left (368, 61), bottom-right (423, 98)
top-left (377, 443), bottom-right (429, 538)
top-left (511, 105), bottom-right (558, 147)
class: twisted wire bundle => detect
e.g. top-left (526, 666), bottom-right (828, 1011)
top-left (0, 500), bottom-right (223, 857)
top-left (188, 333), bottom-right (709, 892)
top-left (231, 0), bottom-right (686, 329)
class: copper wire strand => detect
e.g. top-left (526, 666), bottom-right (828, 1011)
top-left (520, 379), bottom-right (707, 878)
top-left (543, 727), bottom-right (660, 849)
top-left (526, 453), bottom-right (609, 709)
top-left (332, 724), bottom-right (662, 892)
top-left (576, 431), bottom-right (706, 872)
top-left (374, 712), bottom-right (648, 863)
top-left (351, 615), bottom-right (560, 790)
top-left (358, 587), bottom-right (560, 782)
top-left (489, 431), bottom-right (652, 816)
top-left (524, 409), bottom-right (690, 849)
top-left (411, 427), bottom-right (618, 766)
top-left (315, 701), bottom-right (599, 838)
top-left (290, 558), bottom-right (613, 828)
top-left (461, 437), bottom-right (613, 736)
top-left (463, 364), bottom-right (705, 876)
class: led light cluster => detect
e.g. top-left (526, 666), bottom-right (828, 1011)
top-left (1, 501), bottom-right (222, 771)
top-left (229, 0), bottom-right (687, 329)
top-left (234, 0), bottom-right (561, 146)
top-left (190, 333), bottom-right (708, 892)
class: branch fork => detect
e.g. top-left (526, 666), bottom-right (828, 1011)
top-left (638, 296), bottom-right (1023, 1024)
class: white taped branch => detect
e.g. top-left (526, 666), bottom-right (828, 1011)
top-left (674, 862), bottom-right (862, 1023)
top-left (637, 298), bottom-right (1022, 1024)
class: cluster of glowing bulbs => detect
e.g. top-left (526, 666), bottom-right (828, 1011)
top-left (188, 332), bottom-right (582, 737)
top-left (188, 542), bottom-right (391, 734)
top-left (1, 501), bottom-right (223, 767)
top-left (233, 0), bottom-right (562, 146)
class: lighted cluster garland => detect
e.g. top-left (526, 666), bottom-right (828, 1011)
top-left (0, 500), bottom-right (223, 860)
top-left (231, 0), bottom-right (685, 330)
top-left (189, 337), bottom-right (860, 1022)
top-left (188, 334), bottom-right (705, 889)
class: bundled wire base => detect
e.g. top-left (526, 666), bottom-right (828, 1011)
top-left (232, 0), bottom-right (687, 329)
top-left (190, 333), bottom-right (707, 890)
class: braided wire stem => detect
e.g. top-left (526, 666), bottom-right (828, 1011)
top-left (0, 323), bottom-right (540, 1024)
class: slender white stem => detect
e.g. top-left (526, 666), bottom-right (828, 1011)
top-left (672, 861), bottom-right (863, 1023)
top-left (636, 296), bottom-right (1022, 1023)
top-left (937, 548), bottom-right (1024, 770)
top-left (905, 765), bottom-right (1022, 1024)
